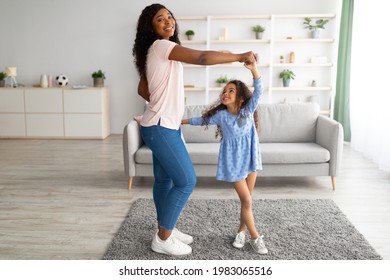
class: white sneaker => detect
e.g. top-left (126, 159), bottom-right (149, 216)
top-left (151, 233), bottom-right (192, 256)
top-left (173, 228), bottom-right (193, 245)
top-left (249, 235), bottom-right (268, 254)
top-left (232, 231), bottom-right (246, 248)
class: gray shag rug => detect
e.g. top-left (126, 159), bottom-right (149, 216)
top-left (103, 198), bottom-right (382, 260)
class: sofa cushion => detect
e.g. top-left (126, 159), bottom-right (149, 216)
top-left (258, 103), bottom-right (319, 143)
top-left (135, 142), bottom-right (330, 165)
top-left (261, 143), bottom-right (330, 164)
top-left (181, 105), bottom-right (219, 143)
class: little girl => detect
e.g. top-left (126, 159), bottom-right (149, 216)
top-left (182, 61), bottom-right (267, 254)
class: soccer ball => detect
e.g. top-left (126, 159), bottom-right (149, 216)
top-left (55, 75), bottom-right (69, 87)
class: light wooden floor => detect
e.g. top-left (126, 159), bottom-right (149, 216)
top-left (0, 135), bottom-right (389, 260)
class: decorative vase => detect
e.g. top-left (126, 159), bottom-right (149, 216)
top-left (310, 30), bottom-right (319, 39)
top-left (186, 35), bottom-right (194, 40)
top-left (289, 52), bottom-right (295, 63)
top-left (40, 74), bottom-right (48, 88)
top-left (93, 77), bottom-right (104, 87)
top-left (255, 32), bottom-right (263, 39)
top-left (48, 75), bottom-right (53, 87)
top-left (283, 79), bottom-right (290, 87)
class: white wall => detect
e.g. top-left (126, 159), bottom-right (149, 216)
top-left (0, 0), bottom-right (340, 133)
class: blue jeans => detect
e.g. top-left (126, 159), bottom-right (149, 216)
top-left (141, 124), bottom-right (196, 230)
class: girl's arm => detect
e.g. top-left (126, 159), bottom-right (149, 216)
top-left (245, 60), bottom-right (260, 80)
top-left (169, 45), bottom-right (256, 66)
top-left (245, 61), bottom-right (263, 112)
top-left (182, 114), bottom-right (221, 126)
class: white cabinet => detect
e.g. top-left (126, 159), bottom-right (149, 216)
top-left (177, 13), bottom-right (337, 116)
top-left (63, 88), bottom-right (110, 138)
top-left (0, 87), bottom-right (110, 139)
top-left (25, 88), bottom-right (64, 137)
top-left (0, 89), bottom-right (26, 137)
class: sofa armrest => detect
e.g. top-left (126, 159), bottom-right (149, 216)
top-left (123, 120), bottom-right (143, 177)
top-left (316, 115), bottom-right (344, 176)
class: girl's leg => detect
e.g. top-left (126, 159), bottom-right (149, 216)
top-left (234, 179), bottom-right (259, 240)
top-left (237, 171), bottom-right (257, 233)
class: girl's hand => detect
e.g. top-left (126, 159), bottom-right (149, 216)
top-left (244, 56), bottom-right (260, 80)
top-left (238, 51), bottom-right (256, 66)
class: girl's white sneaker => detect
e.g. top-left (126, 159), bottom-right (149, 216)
top-left (249, 235), bottom-right (268, 254)
top-left (232, 231), bottom-right (246, 248)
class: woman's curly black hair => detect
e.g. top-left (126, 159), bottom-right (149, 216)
top-left (132, 3), bottom-right (181, 77)
top-left (201, 80), bottom-right (260, 139)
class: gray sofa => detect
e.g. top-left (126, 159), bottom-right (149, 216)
top-left (123, 102), bottom-right (344, 191)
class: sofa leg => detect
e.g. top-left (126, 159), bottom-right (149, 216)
top-left (128, 177), bottom-right (133, 191)
top-left (331, 176), bottom-right (336, 191)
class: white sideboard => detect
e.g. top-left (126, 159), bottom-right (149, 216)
top-left (0, 87), bottom-right (110, 139)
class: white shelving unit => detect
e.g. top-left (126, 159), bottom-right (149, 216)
top-left (177, 13), bottom-right (337, 116)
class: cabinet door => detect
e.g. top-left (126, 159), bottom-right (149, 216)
top-left (25, 89), bottom-right (63, 113)
top-left (0, 114), bottom-right (26, 137)
top-left (0, 89), bottom-right (25, 112)
top-left (63, 90), bottom-right (102, 113)
top-left (0, 89), bottom-right (26, 137)
top-left (64, 114), bottom-right (104, 138)
top-left (25, 114), bottom-right (64, 137)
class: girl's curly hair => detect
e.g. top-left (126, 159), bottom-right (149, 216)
top-left (132, 3), bottom-right (181, 77)
top-left (201, 80), bottom-right (260, 139)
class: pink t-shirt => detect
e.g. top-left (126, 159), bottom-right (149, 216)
top-left (140, 39), bottom-right (184, 130)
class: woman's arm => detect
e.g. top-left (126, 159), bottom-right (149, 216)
top-left (181, 119), bottom-right (190, 124)
top-left (169, 45), bottom-right (256, 66)
top-left (137, 75), bottom-right (150, 102)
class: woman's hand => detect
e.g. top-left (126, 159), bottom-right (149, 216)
top-left (238, 51), bottom-right (257, 66)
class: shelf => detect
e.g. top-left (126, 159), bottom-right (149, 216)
top-left (272, 86), bottom-right (332, 91)
top-left (210, 15), bottom-right (271, 20)
top-left (176, 16), bottom-right (207, 20)
top-left (273, 63), bottom-right (333, 67)
top-left (211, 39), bottom-right (270, 44)
top-left (209, 87), bottom-right (265, 92)
top-left (183, 63), bottom-right (269, 68)
top-left (181, 40), bottom-right (207, 44)
top-left (273, 14), bottom-right (336, 19)
top-left (275, 38), bottom-right (334, 43)
top-left (184, 87), bottom-right (206, 92)
top-left (209, 63), bottom-right (269, 68)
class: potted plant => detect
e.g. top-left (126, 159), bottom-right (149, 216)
top-left (216, 75), bottom-right (229, 87)
top-left (303, 17), bottom-right (329, 38)
top-left (279, 69), bottom-right (295, 87)
top-left (92, 69), bottom-right (105, 87)
top-left (185, 30), bottom-right (195, 40)
top-left (0, 72), bottom-right (6, 87)
top-left (252, 25), bottom-right (265, 39)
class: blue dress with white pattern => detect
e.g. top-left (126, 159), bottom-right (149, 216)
top-left (189, 78), bottom-right (263, 182)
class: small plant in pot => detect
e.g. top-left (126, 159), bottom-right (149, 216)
top-left (216, 75), bottom-right (229, 87)
top-left (0, 72), bottom-right (6, 87)
top-left (279, 69), bottom-right (295, 87)
top-left (303, 17), bottom-right (329, 38)
top-left (92, 69), bottom-right (105, 87)
top-left (252, 24), bottom-right (265, 39)
top-left (185, 30), bottom-right (195, 40)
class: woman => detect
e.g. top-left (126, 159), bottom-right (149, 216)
top-left (133, 3), bottom-right (256, 256)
